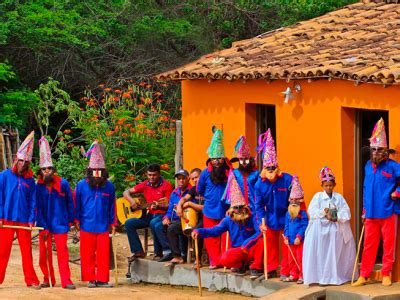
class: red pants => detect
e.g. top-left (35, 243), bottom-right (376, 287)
top-left (80, 230), bottom-right (110, 282)
top-left (0, 221), bottom-right (39, 286)
top-left (221, 237), bottom-right (264, 270)
top-left (288, 243), bottom-right (303, 280)
top-left (203, 216), bottom-right (228, 267)
top-left (267, 228), bottom-right (289, 275)
top-left (39, 231), bottom-right (73, 287)
top-left (360, 214), bottom-right (397, 277)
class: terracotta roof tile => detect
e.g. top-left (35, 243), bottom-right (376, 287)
top-left (156, 1), bottom-right (400, 84)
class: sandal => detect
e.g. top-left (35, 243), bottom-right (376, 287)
top-left (283, 275), bottom-right (296, 282)
top-left (297, 278), bottom-right (304, 284)
top-left (192, 262), bottom-right (203, 269)
top-left (164, 257), bottom-right (184, 267)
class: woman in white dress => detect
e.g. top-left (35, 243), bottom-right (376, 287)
top-left (303, 167), bottom-right (357, 285)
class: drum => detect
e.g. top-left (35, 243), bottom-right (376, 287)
top-left (181, 207), bottom-right (198, 236)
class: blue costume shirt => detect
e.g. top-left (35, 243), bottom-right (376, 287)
top-left (36, 176), bottom-right (74, 234)
top-left (0, 169), bottom-right (36, 224)
top-left (165, 186), bottom-right (191, 222)
top-left (197, 168), bottom-right (228, 220)
top-left (283, 210), bottom-right (308, 245)
top-left (363, 159), bottom-right (400, 218)
top-left (196, 215), bottom-right (261, 250)
top-left (255, 173), bottom-right (292, 230)
top-left (232, 168), bottom-right (259, 213)
top-left (75, 179), bottom-right (116, 233)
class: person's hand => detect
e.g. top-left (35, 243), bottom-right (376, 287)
top-left (294, 237), bottom-right (300, 245)
top-left (150, 201), bottom-right (157, 209)
top-left (130, 200), bottom-right (138, 210)
top-left (182, 202), bottom-right (190, 209)
top-left (176, 204), bottom-right (183, 217)
top-left (324, 207), bottom-right (329, 215)
top-left (0, 220), bottom-right (3, 228)
top-left (191, 230), bottom-right (199, 240)
top-left (111, 226), bottom-right (116, 235)
top-left (391, 191), bottom-right (398, 199)
top-left (42, 230), bottom-right (49, 240)
top-left (75, 222), bottom-right (80, 231)
top-left (284, 237), bottom-right (289, 245)
top-left (259, 223), bottom-right (267, 233)
top-left (162, 218), bottom-right (171, 226)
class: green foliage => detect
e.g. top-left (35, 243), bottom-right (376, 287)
top-left (0, 62), bottom-right (38, 131)
top-left (51, 80), bottom-right (179, 192)
top-left (1, 0), bottom-right (357, 92)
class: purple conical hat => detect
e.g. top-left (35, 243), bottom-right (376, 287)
top-left (261, 129), bottom-right (278, 167)
top-left (85, 141), bottom-right (106, 169)
top-left (39, 136), bottom-right (53, 168)
top-left (289, 175), bottom-right (304, 199)
top-left (16, 131), bottom-right (35, 162)
top-left (319, 166), bottom-right (335, 182)
top-left (233, 135), bottom-right (251, 159)
top-left (369, 118), bottom-right (387, 148)
top-left (222, 171), bottom-right (247, 207)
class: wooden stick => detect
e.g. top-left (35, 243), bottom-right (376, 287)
top-left (2, 225), bottom-right (44, 231)
top-left (194, 238), bottom-right (202, 296)
top-left (282, 234), bottom-right (301, 272)
top-left (352, 224), bottom-right (365, 284)
top-left (223, 231), bottom-right (229, 272)
top-left (262, 218), bottom-right (268, 280)
top-left (112, 233), bottom-right (118, 287)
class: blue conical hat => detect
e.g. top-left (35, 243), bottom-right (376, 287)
top-left (207, 129), bottom-right (225, 158)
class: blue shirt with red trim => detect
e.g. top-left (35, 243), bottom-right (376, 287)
top-left (197, 168), bottom-right (228, 220)
top-left (195, 215), bottom-right (261, 249)
top-left (0, 168), bottom-right (36, 224)
top-left (363, 159), bottom-right (400, 219)
top-left (36, 176), bottom-right (74, 234)
top-left (164, 186), bottom-right (191, 222)
top-left (232, 168), bottom-right (260, 213)
top-left (75, 179), bottom-right (116, 233)
top-left (255, 172), bottom-right (293, 230)
top-left (283, 210), bottom-right (308, 245)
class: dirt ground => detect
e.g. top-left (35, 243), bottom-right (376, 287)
top-left (0, 232), bottom-right (243, 299)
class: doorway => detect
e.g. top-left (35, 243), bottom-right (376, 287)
top-left (256, 104), bottom-right (276, 168)
top-left (355, 109), bottom-right (389, 263)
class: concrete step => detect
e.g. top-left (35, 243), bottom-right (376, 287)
top-left (128, 258), bottom-right (287, 297)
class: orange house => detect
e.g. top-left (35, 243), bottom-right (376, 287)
top-left (156, 0), bottom-right (400, 280)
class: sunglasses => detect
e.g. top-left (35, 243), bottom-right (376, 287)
top-left (370, 147), bottom-right (385, 153)
top-left (41, 167), bottom-right (53, 171)
top-left (265, 166), bottom-right (277, 171)
top-left (211, 157), bottom-right (224, 161)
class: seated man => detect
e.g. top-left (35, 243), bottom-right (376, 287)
top-left (162, 169), bottom-right (192, 266)
top-left (123, 164), bottom-right (173, 261)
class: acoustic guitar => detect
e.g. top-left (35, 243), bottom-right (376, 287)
top-left (116, 197), bottom-right (168, 225)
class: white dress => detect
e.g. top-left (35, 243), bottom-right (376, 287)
top-left (303, 191), bottom-right (357, 285)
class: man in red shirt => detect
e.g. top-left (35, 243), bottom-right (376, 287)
top-left (123, 164), bottom-right (173, 261)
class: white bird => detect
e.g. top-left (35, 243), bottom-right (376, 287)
top-left (282, 87), bottom-right (294, 104)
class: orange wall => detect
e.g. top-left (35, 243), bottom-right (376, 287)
top-left (181, 79), bottom-right (400, 206)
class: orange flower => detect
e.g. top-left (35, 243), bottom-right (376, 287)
top-left (67, 143), bottom-right (74, 149)
top-left (125, 175), bottom-right (136, 182)
top-left (134, 113), bottom-right (145, 121)
top-left (114, 126), bottom-right (120, 133)
top-left (146, 84), bottom-right (152, 89)
top-left (137, 124), bottom-right (146, 129)
top-left (144, 98), bottom-right (152, 105)
top-left (139, 82), bottom-right (146, 87)
top-left (105, 131), bottom-right (114, 137)
top-left (59, 137), bottom-right (65, 141)
top-left (63, 129), bottom-right (71, 134)
top-left (145, 129), bottom-right (155, 136)
top-left (113, 96), bottom-right (120, 102)
top-left (98, 84), bottom-right (105, 88)
top-left (117, 118), bottom-right (126, 125)
top-left (104, 88), bottom-right (112, 92)
top-left (126, 123), bottom-right (132, 127)
top-left (122, 92), bottom-right (131, 99)
top-left (114, 89), bottom-right (122, 94)
top-left (154, 92), bottom-right (162, 97)
top-left (121, 133), bottom-right (128, 138)
top-left (137, 104), bottom-right (144, 109)
top-left (160, 164), bottom-right (170, 171)
top-left (130, 127), bottom-right (136, 133)
top-left (116, 141), bottom-right (124, 146)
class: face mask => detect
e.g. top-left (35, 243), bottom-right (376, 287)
top-left (92, 170), bottom-right (102, 178)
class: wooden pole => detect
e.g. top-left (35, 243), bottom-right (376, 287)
top-left (262, 218), bottom-right (268, 280)
top-left (282, 234), bottom-right (301, 272)
top-left (2, 225), bottom-right (44, 231)
top-left (352, 224), bottom-right (365, 284)
top-left (194, 238), bottom-right (202, 296)
top-left (112, 233), bottom-right (118, 287)
top-left (223, 232), bottom-right (229, 272)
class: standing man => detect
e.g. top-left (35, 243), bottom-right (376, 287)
top-left (124, 163), bottom-right (173, 262)
top-left (353, 118), bottom-right (400, 287)
top-left (197, 128), bottom-right (231, 269)
top-left (0, 131), bottom-right (41, 289)
top-left (255, 129), bottom-right (292, 280)
top-left (231, 136), bottom-right (259, 213)
top-left (75, 141), bottom-right (116, 288)
top-left (36, 136), bottom-right (75, 289)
